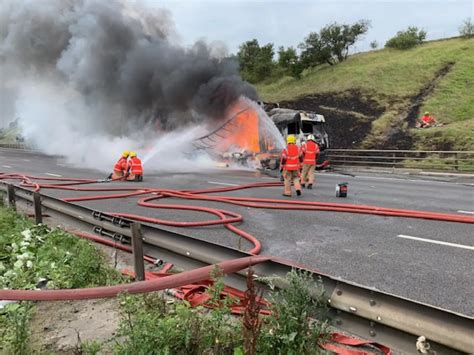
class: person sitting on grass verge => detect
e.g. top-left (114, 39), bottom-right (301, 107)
top-left (417, 112), bottom-right (440, 128)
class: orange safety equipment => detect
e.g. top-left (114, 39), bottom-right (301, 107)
top-left (302, 140), bottom-right (320, 165)
top-left (114, 157), bottom-right (128, 173)
top-left (280, 143), bottom-right (301, 171)
top-left (128, 156), bottom-right (143, 175)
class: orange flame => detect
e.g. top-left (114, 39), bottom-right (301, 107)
top-left (216, 99), bottom-right (277, 155)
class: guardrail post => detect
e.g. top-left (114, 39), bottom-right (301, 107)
top-left (7, 184), bottom-right (16, 210)
top-left (131, 223), bottom-right (145, 281)
top-left (33, 192), bottom-right (42, 224)
top-left (454, 152), bottom-right (459, 171)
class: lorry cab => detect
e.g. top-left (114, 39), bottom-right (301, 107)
top-left (266, 108), bottom-right (330, 169)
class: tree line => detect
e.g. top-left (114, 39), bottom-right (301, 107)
top-left (237, 17), bottom-right (473, 84)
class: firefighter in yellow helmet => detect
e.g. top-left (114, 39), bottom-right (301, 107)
top-left (109, 150), bottom-right (130, 180)
top-left (280, 135), bottom-right (302, 197)
top-left (126, 151), bottom-right (144, 181)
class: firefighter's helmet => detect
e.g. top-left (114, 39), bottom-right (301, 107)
top-left (122, 150), bottom-right (130, 158)
top-left (307, 134), bottom-right (316, 142)
top-left (129, 151), bottom-right (137, 158)
top-left (287, 135), bottom-right (296, 144)
top-left (424, 111), bottom-right (430, 115)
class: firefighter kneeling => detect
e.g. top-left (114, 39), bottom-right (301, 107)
top-left (280, 135), bottom-right (302, 197)
top-left (126, 151), bottom-right (143, 181)
top-left (110, 150), bottom-right (130, 179)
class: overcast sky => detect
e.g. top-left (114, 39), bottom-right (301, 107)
top-left (147, 0), bottom-right (473, 54)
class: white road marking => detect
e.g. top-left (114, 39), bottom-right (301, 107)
top-left (2, 165), bottom-right (12, 168)
top-left (396, 234), bottom-right (474, 251)
top-left (22, 159), bottom-right (30, 162)
top-left (56, 163), bottom-right (66, 167)
top-left (207, 181), bottom-right (239, 187)
top-left (458, 210), bottom-right (474, 215)
top-left (45, 173), bottom-right (62, 177)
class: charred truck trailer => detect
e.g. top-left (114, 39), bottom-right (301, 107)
top-left (193, 99), bottom-right (330, 170)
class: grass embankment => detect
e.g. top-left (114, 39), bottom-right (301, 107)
top-left (0, 126), bottom-right (19, 144)
top-left (0, 206), bottom-right (124, 353)
top-left (257, 37), bottom-right (474, 150)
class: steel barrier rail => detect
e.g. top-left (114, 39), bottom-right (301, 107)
top-left (0, 143), bottom-right (30, 149)
top-left (326, 149), bottom-right (474, 172)
top-left (0, 182), bottom-right (473, 354)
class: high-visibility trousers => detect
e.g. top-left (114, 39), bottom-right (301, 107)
top-left (283, 170), bottom-right (301, 196)
top-left (301, 164), bottom-right (316, 185)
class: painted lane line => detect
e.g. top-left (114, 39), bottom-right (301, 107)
top-left (396, 234), bottom-right (474, 251)
top-left (45, 173), bottom-right (63, 177)
top-left (56, 163), bottom-right (66, 167)
top-left (207, 181), bottom-right (239, 187)
top-left (22, 159), bottom-right (31, 162)
top-left (2, 165), bottom-right (12, 168)
top-left (458, 210), bottom-right (474, 215)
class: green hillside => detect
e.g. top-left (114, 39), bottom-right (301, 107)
top-left (257, 37), bottom-right (474, 151)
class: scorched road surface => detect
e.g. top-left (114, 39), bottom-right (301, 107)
top-left (1, 148), bottom-right (473, 316)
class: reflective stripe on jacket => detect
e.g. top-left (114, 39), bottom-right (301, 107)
top-left (302, 141), bottom-right (320, 165)
top-left (129, 157), bottom-right (143, 175)
top-left (281, 144), bottom-right (301, 171)
top-left (114, 157), bottom-right (128, 173)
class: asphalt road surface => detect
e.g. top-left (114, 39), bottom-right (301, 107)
top-left (1, 148), bottom-right (473, 317)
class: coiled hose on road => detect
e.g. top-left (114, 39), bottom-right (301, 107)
top-left (0, 171), bottom-right (473, 302)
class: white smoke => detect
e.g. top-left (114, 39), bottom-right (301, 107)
top-left (14, 78), bottom-right (216, 173)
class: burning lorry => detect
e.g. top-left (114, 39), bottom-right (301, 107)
top-left (193, 98), bottom-right (330, 171)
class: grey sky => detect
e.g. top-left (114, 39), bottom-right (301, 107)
top-left (147, 0), bottom-right (473, 54)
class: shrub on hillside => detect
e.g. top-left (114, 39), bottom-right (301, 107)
top-left (459, 18), bottom-right (473, 38)
top-left (299, 20), bottom-right (370, 67)
top-left (385, 27), bottom-right (427, 49)
top-left (238, 39), bottom-right (275, 83)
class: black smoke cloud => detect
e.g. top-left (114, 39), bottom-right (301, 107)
top-left (0, 0), bottom-right (258, 131)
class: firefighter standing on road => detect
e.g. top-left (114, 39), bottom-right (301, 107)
top-left (110, 150), bottom-right (130, 179)
top-left (300, 134), bottom-right (320, 189)
top-left (280, 135), bottom-right (302, 197)
top-left (126, 151), bottom-right (143, 181)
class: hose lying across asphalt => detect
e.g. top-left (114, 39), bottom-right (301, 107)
top-left (0, 171), bottom-right (473, 302)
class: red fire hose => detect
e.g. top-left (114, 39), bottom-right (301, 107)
top-left (0, 171), bottom-right (473, 302)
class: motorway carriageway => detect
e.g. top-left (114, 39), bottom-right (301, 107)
top-left (1, 148), bottom-right (473, 317)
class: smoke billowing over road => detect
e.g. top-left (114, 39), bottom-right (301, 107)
top-left (0, 0), bottom-right (258, 171)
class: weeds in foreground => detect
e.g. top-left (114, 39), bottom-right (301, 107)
top-left (114, 268), bottom-right (329, 355)
top-left (0, 302), bottom-right (34, 355)
top-left (0, 207), bottom-right (125, 352)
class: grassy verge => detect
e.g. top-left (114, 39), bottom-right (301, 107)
top-left (0, 206), bottom-right (124, 354)
top-left (257, 38), bottom-right (474, 106)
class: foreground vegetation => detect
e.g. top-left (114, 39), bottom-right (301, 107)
top-left (0, 206), bottom-right (124, 354)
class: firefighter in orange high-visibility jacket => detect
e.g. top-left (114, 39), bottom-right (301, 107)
top-left (110, 150), bottom-right (130, 179)
top-left (300, 134), bottom-right (320, 189)
top-left (126, 151), bottom-right (143, 181)
top-left (280, 135), bottom-right (302, 197)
